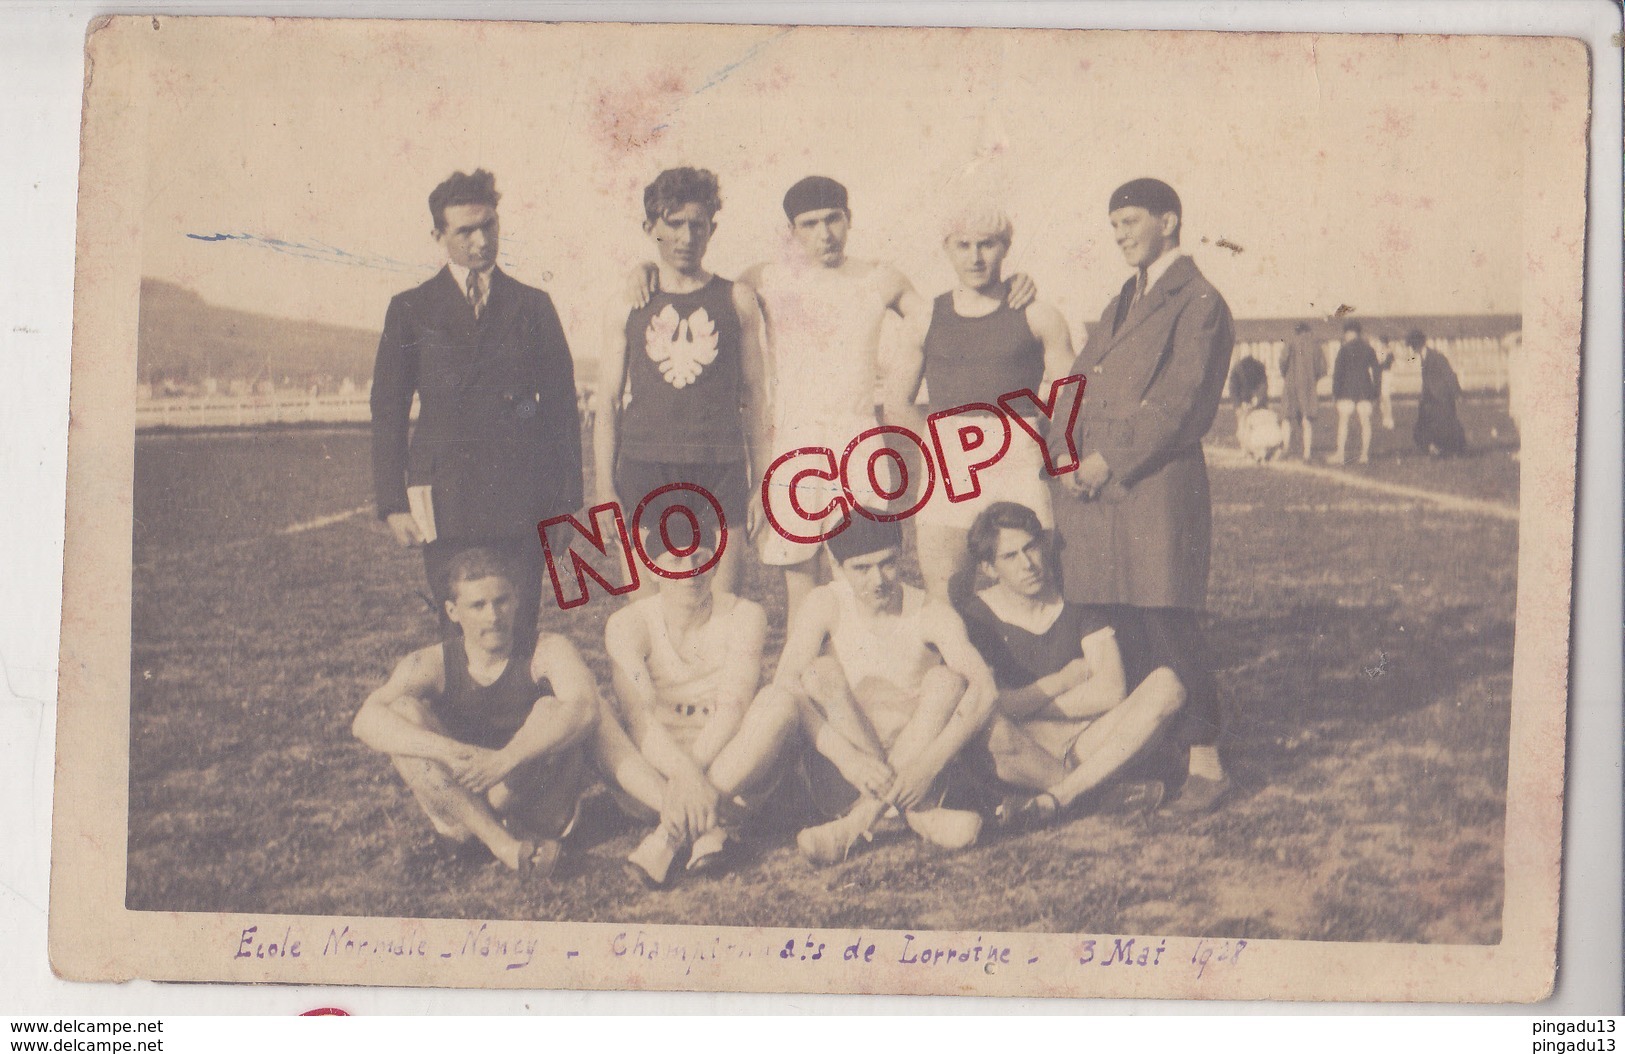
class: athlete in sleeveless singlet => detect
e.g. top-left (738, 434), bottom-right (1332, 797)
top-left (596, 168), bottom-right (769, 596)
top-left (771, 516), bottom-right (999, 865)
top-left (596, 526), bottom-right (799, 886)
top-left (632, 176), bottom-right (1037, 615)
top-left (961, 502), bottom-right (1182, 830)
top-left (884, 203), bottom-right (1074, 603)
top-left (353, 548), bottom-right (599, 877)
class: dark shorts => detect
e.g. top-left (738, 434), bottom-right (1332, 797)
top-left (613, 456), bottom-right (751, 537)
top-left (801, 746), bottom-right (998, 822)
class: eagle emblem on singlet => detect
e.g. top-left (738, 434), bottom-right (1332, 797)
top-left (644, 303), bottom-right (719, 389)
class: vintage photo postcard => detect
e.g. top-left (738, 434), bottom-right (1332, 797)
top-left (51, 15), bottom-right (1587, 1002)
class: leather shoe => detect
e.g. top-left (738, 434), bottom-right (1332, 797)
top-left (1164, 774), bottom-right (1232, 815)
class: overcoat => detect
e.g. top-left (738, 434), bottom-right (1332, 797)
top-left (1050, 254), bottom-right (1234, 609)
top-left (371, 266), bottom-right (584, 541)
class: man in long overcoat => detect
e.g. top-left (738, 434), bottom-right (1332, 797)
top-left (372, 169), bottom-right (584, 645)
top-left (1049, 178), bottom-right (1234, 813)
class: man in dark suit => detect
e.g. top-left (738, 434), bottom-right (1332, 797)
top-left (372, 169), bottom-right (584, 645)
top-left (1050, 178), bottom-right (1234, 813)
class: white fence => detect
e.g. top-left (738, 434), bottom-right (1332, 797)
top-left (136, 393), bottom-right (377, 429)
top-left (1232, 335), bottom-right (1516, 397)
top-left (136, 389), bottom-right (601, 430)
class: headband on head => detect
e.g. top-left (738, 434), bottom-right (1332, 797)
top-left (1109, 177), bottom-right (1181, 218)
top-left (825, 515), bottom-right (902, 564)
top-left (783, 176), bottom-right (849, 222)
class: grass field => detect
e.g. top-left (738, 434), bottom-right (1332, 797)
top-left (127, 395), bottom-right (1517, 943)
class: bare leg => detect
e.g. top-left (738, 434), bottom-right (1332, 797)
top-left (800, 655), bottom-right (888, 758)
top-left (986, 715), bottom-right (1068, 792)
top-left (915, 523), bottom-right (970, 606)
top-left (592, 700), bottom-right (668, 815)
top-left (883, 665), bottom-right (966, 773)
top-left (1355, 401), bottom-right (1374, 462)
top-left (705, 684), bottom-right (799, 799)
top-left (1050, 667), bottom-right (1184, 808)
top-left (891, 666), bottom-right (983, 848)
top-left (1329, 402), bottom-right (1352, 463)
top-left (391, 755), bottom-right (528, 869)
top-left (1300, 417), bottom-right (1314, 460)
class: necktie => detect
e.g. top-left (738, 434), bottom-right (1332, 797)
top-left (466, 270), bottom-right (483, 319)
top-left (1133, 269), bottom-right (1147, 309)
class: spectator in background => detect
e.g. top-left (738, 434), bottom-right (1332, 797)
top-left (1328, 319), bottom-right (1380, 465)
top-left (1227, 354), bottom-right (1269, 442)
top-left (1277, 322), bottom-right (1323, 460)
top-left (1411, 328), bottom-right (1467, 456)
top-left (1374, 334), bottom-right (1397, 430)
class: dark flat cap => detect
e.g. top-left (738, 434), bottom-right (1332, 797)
top-left (1109, 177), bottom-right (1181, 217)
top-left (825, 513), bottom-right (902, 564)
top-left (783, 176), bottom-right (849, 222)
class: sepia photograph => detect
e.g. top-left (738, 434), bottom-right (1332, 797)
top-left (49, 13), bottom-right (1588, 1002)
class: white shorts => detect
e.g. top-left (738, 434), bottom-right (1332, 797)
top-left (913, 422), bottom-right (1054, 532)
top-left (758, 413), bottom-right (896, 567)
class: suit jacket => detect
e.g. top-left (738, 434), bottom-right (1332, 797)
top-left (1050, 254), bottom-right (1234, 609)
top-left (371, 266), bottom-right (583, 541)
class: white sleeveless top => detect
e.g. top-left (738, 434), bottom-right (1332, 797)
top-left (827, 579), bottom-right (939, 692)
top-left (755, 259), bottom-right (891, 438)
top-left (631, 593), bottom-right (755, 740)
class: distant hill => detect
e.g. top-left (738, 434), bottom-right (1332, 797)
top-left (138, 279), bottom-right (606, 390)
top-left (137, 279), bottom-right (381, 385)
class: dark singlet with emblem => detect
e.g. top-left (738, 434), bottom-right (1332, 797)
top-left (433, 637), bottom-right (554, 751)
top-left (620, 276), bottom-right (746, 463)
top-left (922, 292), bottom-right (1044, 410)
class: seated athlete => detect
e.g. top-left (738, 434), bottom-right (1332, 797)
top-left (352, 547), bottom-right (598, 877)
top-left (776, 515), bottom-right (999, 865)
top-left (959, 502), bottom-right (1183, 830)
top-left (595, 521), bottom-right (800, 887)
top-left (884, 202), bottom-right (1074, 605)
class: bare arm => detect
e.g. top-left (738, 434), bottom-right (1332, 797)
top-left (994, 658), bottom-right (1091, 721)
top-left (880, 603), bottom-right (999, 809)
top-left (685, 600), bottom-right (768, 768)
top-left (774, 589), bottom-right (888, 778)
top-left (1026, 301), bottom-right (1076, 390)
top-left (605, 605), bottom-right (722, 837)
top-left (880, 264), bottom-right (927, 325)
top-left (881, 305), bottom-right (930, 436)
top-left (914, 603), bottom-right (999, 770)
top-left (509, 633), bottom-right (601, 761)
top-left (351, 647), bottom-right (458, 764)
top-left (733, 281), bottom-right (773, 534)
top-left (1049, 626), bottom-right (1128, 720)
top-left (593, 302), bottom-right (631, 507)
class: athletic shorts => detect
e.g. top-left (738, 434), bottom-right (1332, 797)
top-left (913, 418), bottom-right (1054, 532)
top-left (800, 742), bottom-right (997, 822)
top-left (614, 456), bottom-right (751, 537)
top-left (758, 414), bottom-right (896, 567)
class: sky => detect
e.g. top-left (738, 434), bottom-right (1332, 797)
top-left (132, 19), bottom-right (1543, 347)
